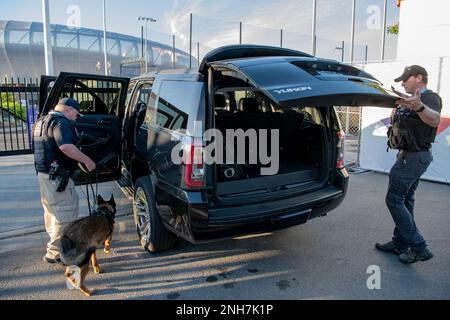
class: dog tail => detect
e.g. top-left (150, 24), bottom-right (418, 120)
top-left (60, 236), bottom-right (95, 267)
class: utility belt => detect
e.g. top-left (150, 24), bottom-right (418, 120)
top-left (48, 161), bottom-right (71, 192)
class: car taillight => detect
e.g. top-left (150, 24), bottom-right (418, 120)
top-left (336, 131), bottom-right (345, 169)
top-left (183, 144), bottom-right (205, 189)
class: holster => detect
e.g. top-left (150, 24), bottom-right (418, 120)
top-left (387, 124), bottom-right (420, 152)
top-left (49, 163), bottom-right (71, 192)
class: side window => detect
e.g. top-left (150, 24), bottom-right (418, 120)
top-left (136, 83), bottom-right (152, 107)
top-left (234, 90), bottom-right (258, 111)
top-left (303, 107), bottom-right (323, 125)
top-left (125, 80), bottom-right (137, 107)
top-left (53, 79), bottom-right (124, 116)
top-left (154, 80), bottom-right (200, 131)
top-left (289, 106), bottom-right (324, 126)
top-left (131, 83), bottom-right (152, 122)
top-left (145, 92), bottom-right (157, 125)
top-left (156, 97), bottom-right (188, 131)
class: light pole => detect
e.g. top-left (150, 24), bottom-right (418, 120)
top-left (138, 16), bottom-right (156, 74)
top-left (42, 0), bottom-right (54, 75)
top-left (102, 0), bottom-right (108, 75)
top-left (311, 0), bottom-right (317, 56)
top-left (381, 0), bottom-right (387, 62)
top-left (350, 0), bottom-right (356, 63)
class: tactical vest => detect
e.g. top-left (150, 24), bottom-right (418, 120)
top-left (387, 90), bottom-right (442, 152)
top-left (33, 113), bottom-right (74, 173)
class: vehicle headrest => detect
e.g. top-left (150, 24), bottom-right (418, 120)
top-left (239, 98), bottom-right (260, 113)
top-left (214, 94), bottom-right (226, 109)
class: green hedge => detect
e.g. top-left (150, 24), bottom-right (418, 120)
top-left (1, 92), bottom-right (27, 121)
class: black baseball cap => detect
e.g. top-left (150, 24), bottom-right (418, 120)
top-left (58, 97), bottom-right (81, 112)
top-left (394, 65), bottom-right (428, 82)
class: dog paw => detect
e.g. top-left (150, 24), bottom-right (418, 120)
top-left (65, 276), bottom-right (78, 288)
top-left (80, 287), bottom-right (97, 297)
top-left (93, 266), bottom-right (103, 274)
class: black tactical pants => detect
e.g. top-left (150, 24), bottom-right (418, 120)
top-left (385, 150), bottom-right (433, 251)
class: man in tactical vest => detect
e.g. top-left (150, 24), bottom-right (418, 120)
top-left (33, 98), bottom-right (96, 264)
top-left (376, 65), bottom-right (442, 264)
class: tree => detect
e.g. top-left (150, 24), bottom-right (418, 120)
top-left (387, 23), bottom-right (399, 35)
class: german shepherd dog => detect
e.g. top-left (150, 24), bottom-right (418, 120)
top-left (60, 194), bottom-right (116, 296)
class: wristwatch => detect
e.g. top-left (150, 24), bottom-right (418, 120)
top-left (417, 103), bottom-right (426, 113)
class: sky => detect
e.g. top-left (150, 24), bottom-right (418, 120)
top-left (0, 0), bottom-right (400, 62)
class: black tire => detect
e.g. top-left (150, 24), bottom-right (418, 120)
top-left (133, 176), bottom-right (176, 252)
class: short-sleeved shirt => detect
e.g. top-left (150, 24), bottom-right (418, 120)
top-left (396, 89), bottom-right (442, 151)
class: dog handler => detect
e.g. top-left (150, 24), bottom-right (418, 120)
top-left (33, 98), bottom-right (96, 264)
top-left (376, 65), bottom-right (442, 264)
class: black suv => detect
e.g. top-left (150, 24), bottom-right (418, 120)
top-left (39, 45), bottom-right (397, 252)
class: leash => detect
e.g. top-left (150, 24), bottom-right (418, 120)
top-left (79, 163), bottom-right (98, 216)
top-left (86, 169), bottom-right (99, 216)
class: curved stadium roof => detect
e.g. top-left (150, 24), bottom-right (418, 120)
top-left (0, 20), bottom-right (194, 79)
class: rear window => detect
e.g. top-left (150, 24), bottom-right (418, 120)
top-left (291, 61), bottom-right (372, 79)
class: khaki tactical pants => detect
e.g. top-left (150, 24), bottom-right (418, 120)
top-left (38, 172), bottom-right (79, 260)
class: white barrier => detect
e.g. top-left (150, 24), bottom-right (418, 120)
top-left (359, 58), bottom-right (450, 184)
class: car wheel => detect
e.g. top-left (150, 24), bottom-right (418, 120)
top-left (133, 176), bottom-right (176, 252)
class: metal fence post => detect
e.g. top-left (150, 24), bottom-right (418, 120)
top-left (239, 22), bottom-right (242, 44)
top-left (280, 29), bottom-right (283, 48)
top-left (197, 42), bottom-right (200, 68)
top-left (345, 107), bottom-right (350, 134)
top-left (189, 13), bottom-right (193, 69)
top-left (173, 35), bottom-right (176, 69)
top-left (312, 0), bottom-right (317, 56)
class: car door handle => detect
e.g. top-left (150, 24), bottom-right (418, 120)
top-left (98, 119), bottom-right (113, 125)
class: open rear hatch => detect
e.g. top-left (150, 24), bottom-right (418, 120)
top-left (202, 46), bottom-right (399, 200)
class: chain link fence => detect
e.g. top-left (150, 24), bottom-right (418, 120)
top-left (334, 107), bottom-right (362, 168)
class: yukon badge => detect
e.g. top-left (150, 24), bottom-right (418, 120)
top-left (274, 86), bottom-right (313, 94)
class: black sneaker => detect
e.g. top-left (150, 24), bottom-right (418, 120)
top-left (43, 256), bottom-right (62, 265)
top-left (399, 247), bottom-right (434, 264)
top-left (375, 241), bottom-right (406, 255)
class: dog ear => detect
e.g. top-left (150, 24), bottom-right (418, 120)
top-left (109, 194), bottom-right (116, 206)
top-left (97, 194), bottom-right (105, 204)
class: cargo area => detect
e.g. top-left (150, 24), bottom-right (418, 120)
top-left (213, 91), bottom-right (327, 197)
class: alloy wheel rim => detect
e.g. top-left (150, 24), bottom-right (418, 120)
top-left (134, 187), bottom-right (151, 247)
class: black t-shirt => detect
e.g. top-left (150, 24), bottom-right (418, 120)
top-left (396, 90), bottom-right (442, 151)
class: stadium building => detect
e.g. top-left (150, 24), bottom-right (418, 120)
top-left (0, 20), bottom-right (193, 79)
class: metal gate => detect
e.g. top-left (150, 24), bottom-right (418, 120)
top-left (0, 78), bottom-right (40, 156)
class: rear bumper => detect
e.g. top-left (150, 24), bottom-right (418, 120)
top-left (207, 185), bottom-right (343, 226)
top-left (157, 169), bottom-right (349, 243)
top-left (186, 180), bottom-right (348, 242)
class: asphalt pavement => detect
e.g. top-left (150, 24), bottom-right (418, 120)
top-left (0, 155), bottom-right (449, 300)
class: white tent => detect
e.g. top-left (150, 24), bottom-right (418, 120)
top-left (359, 0), bottom-right (450, 184)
